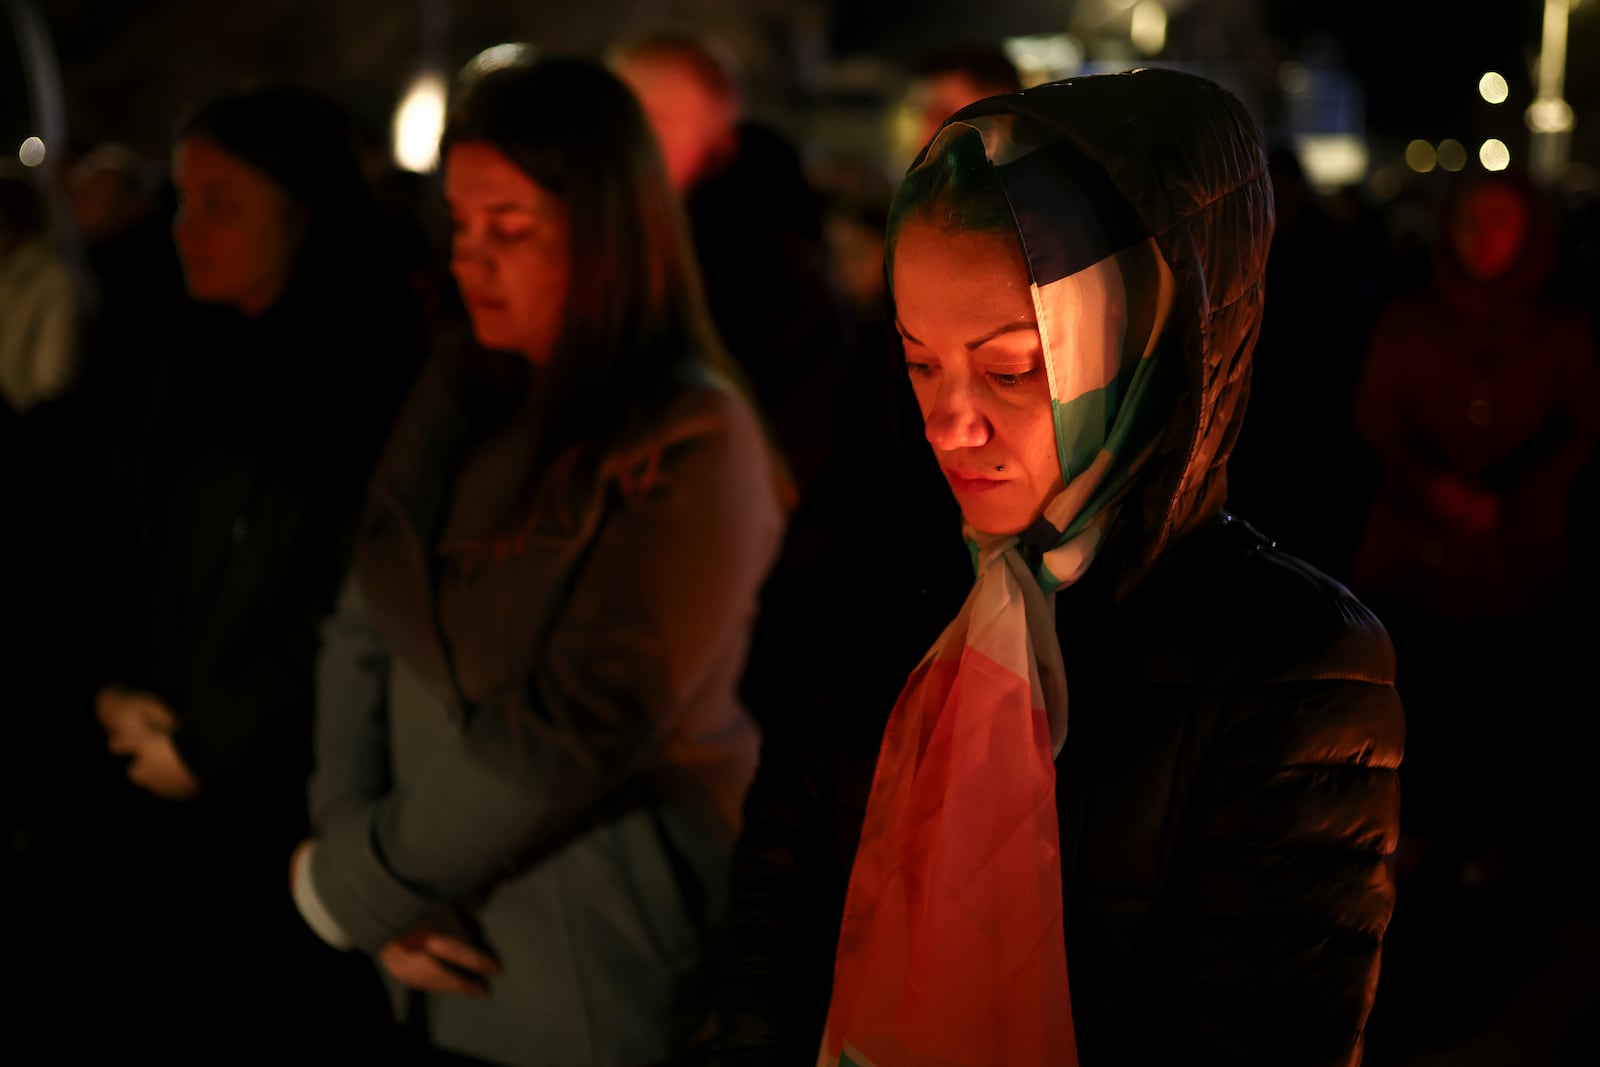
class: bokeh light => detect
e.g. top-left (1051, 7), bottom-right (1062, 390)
top-left (393, 74), bottom-right (446, 173)
top-left (1130, 1), bottom-right (1167, 55)
top-left (1478, 71), bottom-right (1509, 104)
top-left (18, 137), bottom-right (46, 167)
top-left (1436, 139), bottom-right (1468, 172)
top-left (1479, 138), bottom-right (1511, 171)
top-left (1404, 139), bottom-right (1437, 173)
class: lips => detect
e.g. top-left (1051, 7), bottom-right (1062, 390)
top-left (943, 469), bottom-right (1008, 494)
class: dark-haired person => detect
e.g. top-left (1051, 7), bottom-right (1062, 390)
top-left (714, 68), bottom-right (1403, 1067)
top-left (289, 51), bottom-right (788, 1067)
top-left (16, 84), bottom-right (427, 1063)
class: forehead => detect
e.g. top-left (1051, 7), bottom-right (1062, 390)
top-left (171, 136), bottom-right (281, 193)
top-left (892, 222), bottom-right (1031, 302)
top-left (444, 143), bottom-right (558, 207)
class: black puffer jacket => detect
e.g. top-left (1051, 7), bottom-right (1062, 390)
top-left (714, 68), bottom-right (1403, 1067)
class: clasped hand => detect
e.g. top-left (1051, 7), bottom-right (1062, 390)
top-left (95, 684), bottom-right (200, 801)
top-left (379, 920), bottom-right (501, 998)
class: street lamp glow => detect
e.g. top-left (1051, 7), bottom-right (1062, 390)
top-left (1479, 139), bottom-right (1511, 171)
top-left (18, 137), bottom-right (45, 167)
top-left (1478, 72), bottom-right (1509, 104)
top-left (393, 73), bottom-right (447, 173)
top-left (1526, 97), bottom-right (1575, 132)
top-left (1437, 139), bottom-right (1468, 172)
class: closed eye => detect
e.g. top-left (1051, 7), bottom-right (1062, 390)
top-left (989, 370), bottom-right (1037, 387)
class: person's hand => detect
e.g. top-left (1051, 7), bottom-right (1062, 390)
top-left (378, 924), bottom-right (500, 998)
top-left (96, 685), bottom-right (199, 800)
top-left (114, 730), bottom-right (201, 800)
top-left (1425, 473), bottom-right (1501, 536)
top-left (95, 683), bottom-right (176, 739)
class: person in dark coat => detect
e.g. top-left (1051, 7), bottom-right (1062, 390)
top-left (10, 84), bottom-right (425, 1064)
top-left (712, 68), bottom-right (1404, 1067)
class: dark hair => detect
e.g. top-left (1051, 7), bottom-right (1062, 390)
top-left (440, 51), bottom-right (734, 461)
top-left (172, 84), bottom-right (377, 304)
top-left (913, 42), bottom-right (1022, 95)
top-left (886, 126), bottom-right (1018, 280)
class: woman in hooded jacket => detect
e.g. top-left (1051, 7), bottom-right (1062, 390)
top-left (712, 68), bottom-right (1404, 1067)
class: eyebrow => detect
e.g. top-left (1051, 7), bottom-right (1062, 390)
top-left (895, 319), bottom-right (1039, 350)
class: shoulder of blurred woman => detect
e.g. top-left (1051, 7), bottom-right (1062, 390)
top-left (602, 358), bottom-right (782, 496)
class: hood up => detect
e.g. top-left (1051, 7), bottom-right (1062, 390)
top-left (924, 67), bottom-right (1275, 579)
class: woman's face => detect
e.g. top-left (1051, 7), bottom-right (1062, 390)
top-left (1449, 181), bottom-right (1529, 282)
top-left (893, 220), bottom-right (1062, 536)
top-left (171, 136), bottom-right (301, 316)
top-left (445, 142), bottom-right (572, 365)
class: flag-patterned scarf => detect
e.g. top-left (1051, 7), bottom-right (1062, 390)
top-left (819, 111), bottom-right (1180, 1067)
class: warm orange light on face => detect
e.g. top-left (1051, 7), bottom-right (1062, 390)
top-left (892, 221), bottom-right (1062, 536)
top-left (444, 143), bottom-right (572, 365)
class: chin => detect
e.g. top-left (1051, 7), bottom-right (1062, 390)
top-left (960, 508), bottom-right (1032, 538)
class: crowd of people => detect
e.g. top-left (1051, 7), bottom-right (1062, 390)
top-left (3, 28), bottom-right (1598, 1067)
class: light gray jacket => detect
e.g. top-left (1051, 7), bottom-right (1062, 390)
top-left (306, 365), bottom-right (785, 1066)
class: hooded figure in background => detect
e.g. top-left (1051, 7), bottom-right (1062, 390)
top-left (714, 67), bottom-right (1404, 1067)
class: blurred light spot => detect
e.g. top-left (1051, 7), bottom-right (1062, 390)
top-left (1003, 33), bottom-right (1083, 81)
top-left (1278, 61), bottom-right (1311, 96)
top-left (1479, 71), bottom-right (1510, 104)
top-left (1295, 133), bottom-right (1368, 192)
top-left (1526, 97), bottom-right (1574, 132)
top-left (1405, 139), bottom-right (1437, 173)
top-left (393, 74), bottom-right (446, 173)
top-left (1130, 1), bottom-right (1167, 55)
top-left (464, 42), bottom-right (535, 80)
top-left (18, 137), bottom-right (45, 167)
top-left (1479, 138), bottom-right (1511, 171)
top-left (1437, 139), bottom-right (1468, 172)
top-left (1370, 166), bottom-right (1404, 201)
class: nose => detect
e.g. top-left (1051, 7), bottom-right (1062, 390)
top-left (922, 376), bottom-right (992, 453)
top-left (450, 225), bottom-right (490, 281)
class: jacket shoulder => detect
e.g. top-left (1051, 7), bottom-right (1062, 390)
top-left (1131, 516), bottom-right (1398, 690)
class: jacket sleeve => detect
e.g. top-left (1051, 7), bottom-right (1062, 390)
top-left (306, 572), bottom-right (393, 829)
top-left (168, 477), bottom-right (355, 798)
top-left (308, 403), bottom-right (782, 952)
top-left (1158, 667), bottom-right (1404, 1067)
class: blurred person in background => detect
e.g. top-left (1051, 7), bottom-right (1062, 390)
top-left (0, 168), bottom-right (82, 419)
top-left (288, 51), bottom-right (787, 1067)
top-left (9, 82), bottom-right (426, 1065)
top-left (900, 40), bottom-right (1022, 168)
top-left (607, 29), bottom-right (853, 505)
top-left (1350, 164), bottom-right (1600, 1063)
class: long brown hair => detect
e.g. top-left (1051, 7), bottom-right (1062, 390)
top-left (440, 52), bottom-right (744, 466)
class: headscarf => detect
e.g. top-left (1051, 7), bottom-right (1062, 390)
top-left (818, 89), bottom-right (1185, 1067)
